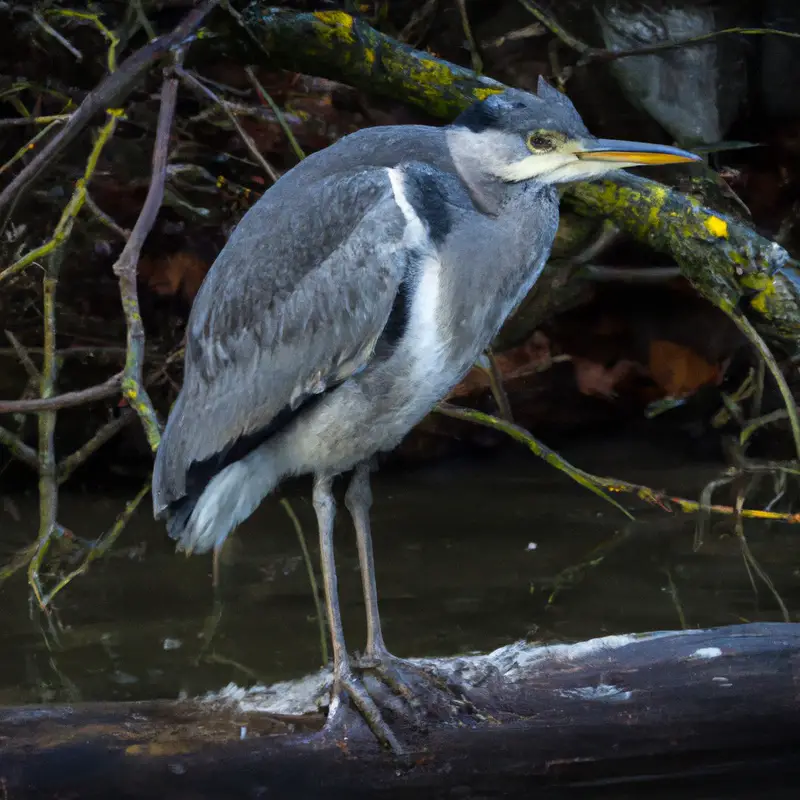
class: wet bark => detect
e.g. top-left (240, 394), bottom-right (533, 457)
top-left (1, 622), bottom-right (799, 799)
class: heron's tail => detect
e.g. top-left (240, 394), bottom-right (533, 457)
top-left (166, 445), bottom-right (287, 555)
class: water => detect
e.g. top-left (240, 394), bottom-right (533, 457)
top-left (1, 436), bottom-right (799, 797)
top-left (1, 434), bottom-right (797, 708)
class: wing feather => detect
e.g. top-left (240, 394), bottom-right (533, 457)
top-left (153, 167), bottom-right (410, 513)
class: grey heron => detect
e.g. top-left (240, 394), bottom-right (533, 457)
top-left (152, 77), bottom-right (698, 752)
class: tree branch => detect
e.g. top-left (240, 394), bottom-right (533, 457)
top-left (225, 5), bottom-right (800, 346)
top-left (0, 0), bottom-right (219, 216)
top-left (0, 373), bottom-right (122, 414)
top-left (111, 74), bottom-right (181, 452)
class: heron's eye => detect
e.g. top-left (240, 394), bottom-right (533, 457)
top-left (526, 132), bottom-right (556, 153)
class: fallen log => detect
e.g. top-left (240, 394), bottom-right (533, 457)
top-left (2, 622), bottom-right (799, 798)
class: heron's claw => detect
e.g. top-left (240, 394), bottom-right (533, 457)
top-left (355, 647), bottom-right (468, 724)
top-left (324, 666), bottom-right (407, 756)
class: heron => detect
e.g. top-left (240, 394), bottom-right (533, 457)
top-left (152, 78), bottom-right (698, 752)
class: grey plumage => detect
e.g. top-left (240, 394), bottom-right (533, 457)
top-left (152, 78), bottom-right (699, 752)
top-left (153, 84), bottom-right (584, 548)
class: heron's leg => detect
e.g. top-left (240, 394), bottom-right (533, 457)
top-left (345, 462), bottom-right (387, 657)
top-left (345, 462), bottom-right (428, 700)
top-left (312, 474), bottom-right (404, 754)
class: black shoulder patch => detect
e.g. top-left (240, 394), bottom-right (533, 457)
top-left (377, 270), bottom-right (416, 354)
top-left (401, 163), bottom-right (453, 246)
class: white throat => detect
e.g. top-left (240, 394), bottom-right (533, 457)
top-left (497, 153), bottom-right (631, 185)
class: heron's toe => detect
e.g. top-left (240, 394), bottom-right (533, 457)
top-left (324, 667), bottom-right (407, 756)
top-left (356, 649), bottom-right (472, 724)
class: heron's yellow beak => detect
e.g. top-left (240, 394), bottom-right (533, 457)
top-left (574, 138), bottom-right (701, 166)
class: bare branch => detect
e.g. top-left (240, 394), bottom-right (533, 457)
top-left (176, 65), bottom-right (280, 183)
top-left (0, 373), bottom-right (122, 414)
top-left (58, 409), bottom-right (136, 484)
top-left (0, 0), bottom-right (219, 216)
top-left (111, 74), bottom-right (183, 452)
top-left (0, 424), bottom-right (38, 470)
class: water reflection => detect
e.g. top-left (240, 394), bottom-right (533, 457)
top-left (0, 435), bottom-right (797, 706)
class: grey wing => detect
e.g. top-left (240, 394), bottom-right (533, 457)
top-left (152, 167), bottom-right (410, 514)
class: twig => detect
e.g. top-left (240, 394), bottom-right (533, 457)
top-left (31, 10), bottom-right (83, 61)
top-left (0, 109), bottom-right (123, 285)
top-left (44, 9), bottom-right (120, 73)
top-left (481, 349), bottom-right (513, 423)
top-left (244, 66), bottom-right (306, 161)
top-left (663, 568), bottom-right (688, 630)
top-left (0, 424), bottom-right (38, 470)
top-left (517, 0), bottom-right (800, 69)
top-left (0, 345), bottom-right (126, 360)
top-left (0, 120), bottom-right (64, 178)
top-left (280, 498), bottom-right (329, 666)
top-left (517, 0), bottom-right (591, 55)
top-left (735, 505), bottom-right (790, 623)
top-left (5, 330), bottom-right (40, 381)
top-left (132, 0), bottom-right (157, 42)
top-left (175, 65), bottom-right (281, 183)
top-left (57, 409), bottom-right (136, 484)
top-left (29, 249), bottom-right (62, 611)
top-left (739, 409), bottom-right (791, 448)
top-left (84, 193), bottom-right (130, 240)
top-left (112, 75), bottom-right (183, 452)
top-left (456, 0), bottom-right (482, 74)
top-left (0, 541), bottom-right (38, 589)
top-left (0, 115), bottom-right (73, 127)
top-left (0, 373), bottom-right (122, 414)
top-left (0, 0), bottom-right (219, 217)
top-left (435, 402), bottom-right (633, 519)
top-left (41, 481), bottom-right (151, 607)
top-left (582, 27), bottom-right (800, 69)
top-left (729, 309), bottom-right (800, 462)
top-left (436, 403), bottom-right (800, 525)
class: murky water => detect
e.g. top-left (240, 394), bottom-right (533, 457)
top-left (1, 434), bottom-right (797, 711)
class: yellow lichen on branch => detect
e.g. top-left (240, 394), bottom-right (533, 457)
top-left (242, 6), bottom-right (505, 118)
top-left (232, 4), bottom-right (800, 347)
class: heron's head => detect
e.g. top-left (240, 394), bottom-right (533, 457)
top-left (449, 77), bottom-right (700, 187)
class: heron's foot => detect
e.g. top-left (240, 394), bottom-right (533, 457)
top-left (355, 646), bottom-right (469, 724)
top-left (323, 666), bottom-right (407, 756)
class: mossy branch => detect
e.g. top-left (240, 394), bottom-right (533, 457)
top-left (436, 403), bottom-right (800, 525)
top-left (229, 4), bottom-right (800, 347)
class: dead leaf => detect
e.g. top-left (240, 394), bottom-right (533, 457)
top-left (138, 251), bottom-right (210, 305)
top-left (648, 339), bottom-right (721, 398)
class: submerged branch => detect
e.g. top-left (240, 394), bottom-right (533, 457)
top-left (41, 481), bottom-right (151, 607)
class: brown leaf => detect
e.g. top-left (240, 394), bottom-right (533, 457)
top-left (138, 251), bottom-right (210, 305)
top-left (648, 339), bottom-right (721, 398)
